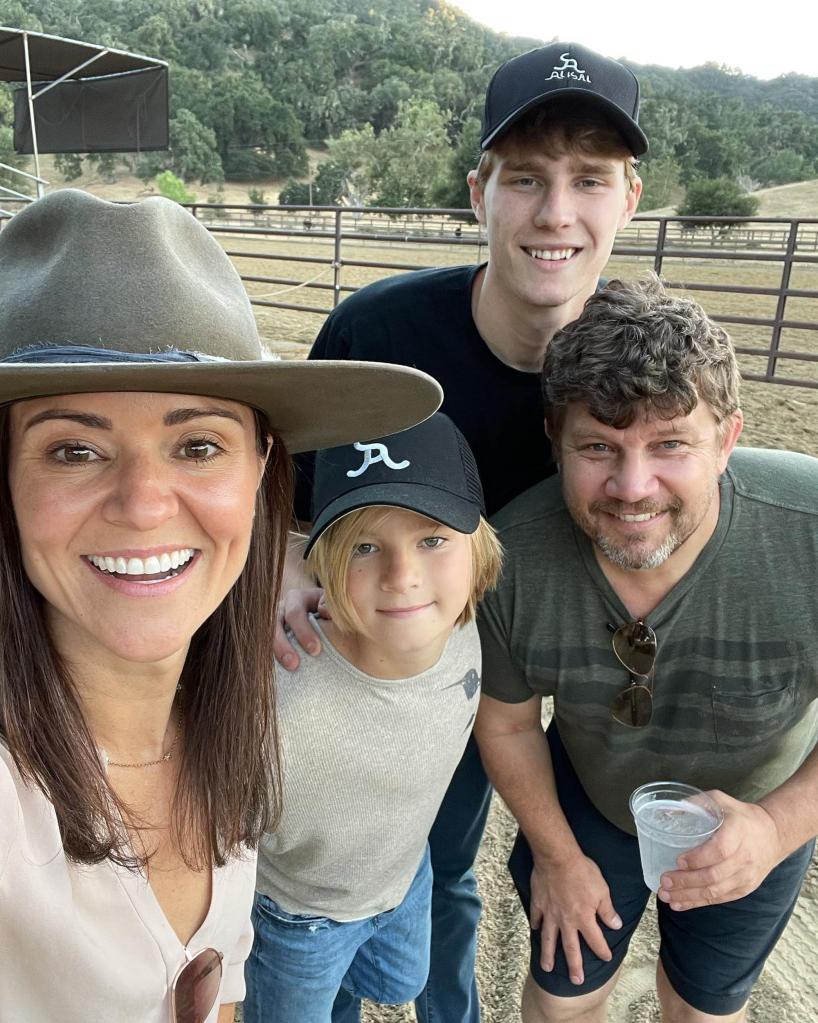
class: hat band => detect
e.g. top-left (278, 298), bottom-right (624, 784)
top-left (1, 345), bottom-right (221, 365)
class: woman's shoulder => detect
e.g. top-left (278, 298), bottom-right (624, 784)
top-left (0, 743), bottom-right (64, 883)
top-left (0, 744), bottom-right (23, 879)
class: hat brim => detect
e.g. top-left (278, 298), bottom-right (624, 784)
top-left (305, 482), bottom-right (482, 556)
top-left (0, 359), bottom-right (442, 455)
top-left (481, 90), bottom-right (649, 157)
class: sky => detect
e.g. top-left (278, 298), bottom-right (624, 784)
top-left (452, 0), bottom-right (817, 80)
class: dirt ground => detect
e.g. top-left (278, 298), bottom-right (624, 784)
top-left (354, 382), bottom-right (818, 1023)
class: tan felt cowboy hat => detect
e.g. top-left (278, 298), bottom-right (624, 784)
top-left (0, 189), bottom-right (441, 452)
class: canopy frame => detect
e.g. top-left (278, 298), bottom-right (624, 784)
top-left (0, 26), bottom-right (168, 206)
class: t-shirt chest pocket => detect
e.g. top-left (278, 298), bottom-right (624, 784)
top-left (711, 682), bottom-right (801, 749)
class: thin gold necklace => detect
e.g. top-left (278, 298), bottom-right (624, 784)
top-left (105, 721), bottom-right (181, 769)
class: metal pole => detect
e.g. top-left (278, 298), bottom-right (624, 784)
top-left (654, 218), bottom-right (668, 275)
top-left (766, 221), bottom-right (800, 382)
top-left (333, 208), bottom-right (343, 308)
top-left (29, 50), bottom-right (108, 100)
top-left (22, 33), bottom-right (43, 197)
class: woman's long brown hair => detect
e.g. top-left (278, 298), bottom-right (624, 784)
top-left (0, 405), bottom-right (288, 870)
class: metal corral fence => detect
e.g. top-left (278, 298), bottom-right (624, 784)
top-left (3, 198), bottom-right (817, 389)
top-left (183, 203), bottom-right (818, 390)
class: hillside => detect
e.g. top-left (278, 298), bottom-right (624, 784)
top-left (752, 178), bottom-right (818, 218)
top-left (641, 178), bottom-right (818, 218)
top-left (2, 0), bottom-right (817, 211)
top-left (30, 151), bottom-right (818, 222)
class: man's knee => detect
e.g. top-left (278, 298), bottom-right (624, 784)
top-left (656, 960), bottom-right (747, 1023)
top-left (521, 971), bottom-right (614, 1023)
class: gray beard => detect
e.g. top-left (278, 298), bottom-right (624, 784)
top-left (595, 531), bottom-right (682, 571)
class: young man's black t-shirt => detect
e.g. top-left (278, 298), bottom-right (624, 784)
top-left (294, 265), bottom-right (557, 520)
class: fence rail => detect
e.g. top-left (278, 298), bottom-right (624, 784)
top-left (189, 204), bottom-right (818, 390)
top-left (2, 199), bottom-right (817, 388)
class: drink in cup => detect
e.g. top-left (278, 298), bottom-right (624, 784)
top-left (629, 782), bottom-right (724, 892)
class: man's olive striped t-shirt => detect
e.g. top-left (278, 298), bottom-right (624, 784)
top-left (479, 447), bottom-right (818, 834)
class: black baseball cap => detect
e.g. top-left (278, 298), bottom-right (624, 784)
top-left (481, 42), bottom-right (648, 157)
top-left (305, 412), bottom-right (485, 557)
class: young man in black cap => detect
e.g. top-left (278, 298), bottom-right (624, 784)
top-left (247, 413), bottom-right (501, 1022)
top-left (278, 42), bottom-right (646, 1023)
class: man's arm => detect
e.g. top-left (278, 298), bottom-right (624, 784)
top-left (474, 694), bottom-right (622, 985)
top-left (659, 739), bottom-right (818, 911)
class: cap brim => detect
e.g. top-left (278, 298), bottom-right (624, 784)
top-left (305, 482), bottom-right (482, 556)
top-left (0, 359), bottom-right (443, 454)
top-left (481, 90), bottom-right (648, 157)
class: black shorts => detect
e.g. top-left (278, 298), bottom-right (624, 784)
top-left (508, 723), bottom-right (814, 1016)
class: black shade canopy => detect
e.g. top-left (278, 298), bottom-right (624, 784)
top-left (0, 25), bottom-right (166, 82)
top-left (0, 26), bottom-right (168, 160)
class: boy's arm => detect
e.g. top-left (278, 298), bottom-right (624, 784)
top-left (474, 695), bottom-right (621, 985)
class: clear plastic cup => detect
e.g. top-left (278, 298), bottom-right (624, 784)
top-left (629, 782), bottom-right (724, 892)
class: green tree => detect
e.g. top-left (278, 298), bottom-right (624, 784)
top-left (752, 149), bottom-right (812, 187)
top-left (155, 170), bottom-right (196, 204)
top-left (0, 0), bottom-right (42, 31)
top-left (0, 86), bottom-right (29, 191)
top-left (55, 152), bottom-right (84, 180)
top-left (434, 116), bottom-right (481, 210)
top-left (327, 97), bottom-right (451, 207)
top-left (168, 109), bottom-right (223, 184)
top-left (86, 153), bottom-right (119, 182)
top-left (207, 74), bottom-right (306, 180)
top-left (677, 177), bottom-right (759, 224)
top-left (279, 160), bottom-right (347, 206)
top-left (638, 156), bottom-right (683, 211)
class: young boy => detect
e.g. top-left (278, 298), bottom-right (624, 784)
top-left (244, 412), bottom-right (502, 1022)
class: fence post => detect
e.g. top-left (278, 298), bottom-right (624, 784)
top-left (766, 221), bottom-right (800, 382)
top-left (333, 208), bottom-right (343, 308)
top-left (654, 218), bottom-right (668, 275)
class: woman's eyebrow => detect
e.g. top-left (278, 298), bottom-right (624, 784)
top-left (164, 406), bottom-right (244, 426)
top-left (23, 409), bottom-right (112, 432)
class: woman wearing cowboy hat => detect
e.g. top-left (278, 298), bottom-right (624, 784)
top-left (0, 189), bottom-right (440, 1023)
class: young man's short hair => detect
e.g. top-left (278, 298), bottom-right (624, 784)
top-left (475, 100), bottom-right (639, 193)
top-left (543, 275), bottom-right (741, 447)
top-left (306, 506), bottom-right (503, 635)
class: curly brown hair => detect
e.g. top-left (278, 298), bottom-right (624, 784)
top-left (543, 276), bottom-right (740, 446)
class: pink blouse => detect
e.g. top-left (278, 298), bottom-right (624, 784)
top-left (0, 743), bottom-right (256, 1022)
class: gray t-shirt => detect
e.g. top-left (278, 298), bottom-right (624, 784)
top-left (479, 448), bottom-right (818, 834)
top-left (257, 617), bottom-right (481, 920)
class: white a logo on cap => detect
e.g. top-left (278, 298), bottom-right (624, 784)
top-left (547, 53), bottom-right (590, 83)
top-left (347, 441), bottom-right (410, 478)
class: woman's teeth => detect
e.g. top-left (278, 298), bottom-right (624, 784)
top-left (87, 549), bottom-right (195, 576)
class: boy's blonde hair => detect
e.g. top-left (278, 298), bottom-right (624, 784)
top-left (305, 505), bottom-right (503, 636)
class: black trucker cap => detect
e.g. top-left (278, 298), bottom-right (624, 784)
top-left (481, 42), bottom-right (648, 156)
top-left (306, 412), bottom-right (485, 557)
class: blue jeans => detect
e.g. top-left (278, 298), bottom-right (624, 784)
top-left (244, 846), bottom-right (432, 1023)
top-left (414, 733), bottom-right (493, 1023)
